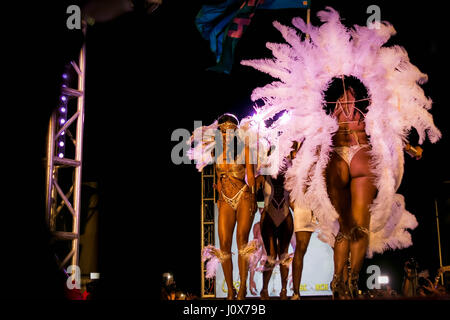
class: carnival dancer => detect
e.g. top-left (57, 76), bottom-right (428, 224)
top-left (241, 7), bottom-right (441, 299)
top-left (288, 141), bottom-right (317, 300)
top-left (256, 154), bottom-right (294, 300)
top-left (324, 76), bottom-right (376, 298)
top-left (189, 113), bottom-right (257, 300)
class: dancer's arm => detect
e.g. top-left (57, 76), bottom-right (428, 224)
top-left (214, 175), bottom-right (222, 192)
top-left (255, 175), bottom-right (265, 191)
top-left (404, 143), bottom-right (423, 160)
top-left (213, 167), bottom-right (222, 203)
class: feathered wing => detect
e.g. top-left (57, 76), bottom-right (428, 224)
top-left (240, 7), bottom-right (440, 255)
top-left (187, 120), bottom-right (219, 171)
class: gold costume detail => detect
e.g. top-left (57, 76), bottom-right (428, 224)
top-left (216, 163), bottom-right (251, 211)
top-left (213, 248), bottom-right (231, 263)
top-left (238, 240), bottom-right (259, 259)
top-left (216, 163), bottom-right (246, 181)
top-left (218, 121), bottom-right (238, 132)
top-left (221, 185), bottom-right (248, 210)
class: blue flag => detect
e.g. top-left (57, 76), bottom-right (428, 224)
top-left (195, 0), bottom-right (310, 74)
top-left (196, 0), bottom-right (242, 63)
top-left (260, 0), bottom-right (310, 10)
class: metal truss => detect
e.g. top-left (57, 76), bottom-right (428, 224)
top-left (45, 42), bottom-right (86, 271)
top-left (201, 165), bottom-right (216, 298)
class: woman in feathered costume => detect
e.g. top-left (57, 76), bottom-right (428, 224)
top-left (189, 113), bottom-right (257, 300)
top-left (240, 7), bottom-right (441, 299)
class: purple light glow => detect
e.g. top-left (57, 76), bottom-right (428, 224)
top-left (60, 119), bottom-right (66, 124)
top-left (59, 141), bottom-right (65, 147)
top-left (60, 107), bottom-right (66, 113)
top-left (61, 96), bottom-right (67, 102)
top-left (62, 73), bottom-right (68, 79)
top-left (58, 153), bottom-right (64, 158)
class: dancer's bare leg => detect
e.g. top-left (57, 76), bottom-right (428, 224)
top-left (277, 214), bottom-right (294, 299)
top-left (260, 210), bottom-right (276, 299)
top-left (218, 200), bottom-right (237, 299)
top-left (278, 215), bottom-right (294, 291)
top-left (236, 194), bottom-right (256, 299)
top-left (292, 230), bottom-right (312, 297)
top-left (348, 149), bottom-right (377, 295)
top-left (326, 152), bottom-right (351, 298)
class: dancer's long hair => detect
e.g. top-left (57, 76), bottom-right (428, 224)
top-left (218, 113), bottom-right (239, 126)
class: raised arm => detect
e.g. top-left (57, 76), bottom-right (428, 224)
top-left (404, 143), bottom-right (423, 160)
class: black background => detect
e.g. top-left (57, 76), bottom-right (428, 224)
top-left (8, 0), bottom-right (450, 304)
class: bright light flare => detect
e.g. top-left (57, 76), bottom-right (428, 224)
top-left (253, 111), bottom-right (263, 124)
top-left (90, 272), bottom-right (100, 280)
top-left (378, 276), bottom-right (389, 284)
top-left (279, 111), bottom-right (291, 125)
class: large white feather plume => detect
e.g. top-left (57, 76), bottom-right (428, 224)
top-left (241, 6), bottom-right (441, 257)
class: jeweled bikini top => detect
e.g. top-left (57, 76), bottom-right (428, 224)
top-left (216, 162), bottom-right (246, 181)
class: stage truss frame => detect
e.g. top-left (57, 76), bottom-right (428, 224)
top-left (201, 165), bottom-right (216, 298)
top-left (45, 42), bottom-right (86, 272)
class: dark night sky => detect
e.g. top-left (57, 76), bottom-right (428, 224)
top-left (12, 0), bottom-right (449, 300)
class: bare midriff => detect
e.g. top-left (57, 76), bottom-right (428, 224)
top-left (215, 137), bottom-right (247, 198)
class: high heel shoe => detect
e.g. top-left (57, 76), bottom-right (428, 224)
top-left (259, 288), bottom-right (269, 300)
top-left (227, 288), bottom-right (236, 300)
top-left (348, 273), bottom-right (360, 299)
top-left (279, 288), bottom-right (288, 300)
top-left (331, 274), bottom-right (349, 300)
top-left (237, 286), bottom-right (247, 300)
top-left (290, 293), bottom-right (301, 300)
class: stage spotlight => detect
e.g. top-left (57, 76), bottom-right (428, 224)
top-left (176, 291), bottom-right (186, 300)
top-left (163, 272), bottom-right (173, 281)
top-left (90, 272), bottom-right (100, 280)
top-left (162, 272), bottom-right (175, 286)
top-left (378, 276), bottom-right (389, 284)
top-left (161, 272), bottom-right (176, 300)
